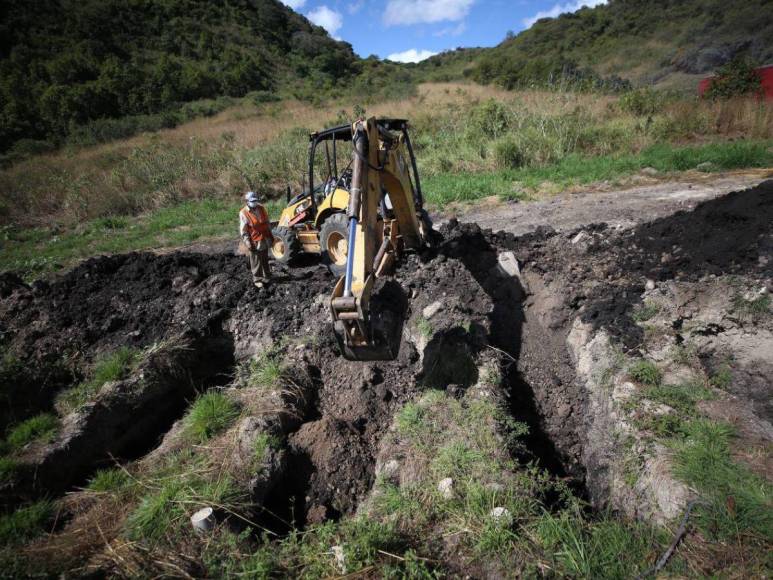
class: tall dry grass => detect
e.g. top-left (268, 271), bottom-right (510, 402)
top-left (0, 83), bottom-right (770, 229)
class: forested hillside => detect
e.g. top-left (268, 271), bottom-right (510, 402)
top-left (419, 0), bottom-right (773, 90)
top-left (0, 0), bottom-right (357, 151)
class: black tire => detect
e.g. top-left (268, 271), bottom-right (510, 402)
top-left (270, 226), bottom-right (300, 264)
top-left (320, 213), bottom-right (349, 276)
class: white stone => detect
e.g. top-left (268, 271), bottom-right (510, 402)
top-left (645, 279), bottom-right (656, 291)
top-left (497, 251), bottom-right (521, 277)
top-left (489, 507), bottom-right (512, 525)
top-left (331, 545), bottom-right (346, 574)
top-left (378, 459), bottom-right (400, 482)
top-left (571, 231), bottom-right (587, 245)
top-left (422, 301), bottom-right (443, 319)
top-left (437, 477), bottom-right (454, 499)
top-left (191, 507), bottom-right (215, 533)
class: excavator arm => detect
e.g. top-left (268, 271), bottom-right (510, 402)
top-left (329, 118), bottom-right (429, 361)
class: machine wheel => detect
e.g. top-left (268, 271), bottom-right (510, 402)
top-left (320, 213), bottom-right (349, 276)
top-left (270, 226), bottom-right (300, 264)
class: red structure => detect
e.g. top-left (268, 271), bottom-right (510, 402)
top-left (698, 64), bottom-right (773, 100)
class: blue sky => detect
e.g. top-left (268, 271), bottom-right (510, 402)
top-left (281, 0), bottom-right (606, 62)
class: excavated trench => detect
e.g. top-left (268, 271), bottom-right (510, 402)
top-left (1, 220), bottom-right (607, 529)
top-left (248, 222), bottom-right (590, 533)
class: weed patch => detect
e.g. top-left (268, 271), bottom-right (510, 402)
top-left (628, 360), bottom-right (662, 387)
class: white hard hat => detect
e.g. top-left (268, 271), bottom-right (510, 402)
top-left (245, 191), bottom-right (260, 206)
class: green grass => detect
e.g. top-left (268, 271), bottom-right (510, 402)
top-left (628, 360), bottom-right (662, 387)
top-left (0, 501), bottom-right (54, 544)
top-left (643, 381), bottom-right (715, 415)
top-left (55, 347), bottom-right (139, 415)
top-left (0, 457), bottom-right (18, 485)
top-left (183, 391), bottom-right (241, 443)
top-left (416, 317), bottom-right (433, 340)
top-left (632, 301), bottom-right (660, 322)
top-left (369, 391), bottom-right (664, 576)
top-left (731, 293), bottom-right (771, 322)
top-left (710, 365), bottom-right (733, 390)
top-left (6, 413), bottom-right (59, 449)
top-left (237, 348), bottom-right (288, 390)
top-left (671, 420), bottom-right (773, 542)
top-left (533, 508), bottom-right (664, 579)
top-left (126, 474), bottom-right (245, 541)
top-left (422, 140), bottom-right (773, 206)
top-left (87, 467), bottom-right (133, 492)
top-left (0, 198), bottom-right (284, 280)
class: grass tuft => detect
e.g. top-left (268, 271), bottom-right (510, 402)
top-left (55, 347), bottom-right (139, 415)
top-left (87, 467), bottom-right (133, 492)
top-left (0, 501), bottom-right (54, 544)
top-left (632, 301), bottom-right (660, 322)
top-left (671, 419), bottom-right (772, 541)
top-left (183, 391), bottom-right (241, 443)
top-left (6, 413), bottom-right (59, 449)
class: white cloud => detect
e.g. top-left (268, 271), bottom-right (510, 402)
top-left (308, 5), bottom-right (344, 37)
top-left (384, 0), bottom-right (475, 26)
top-left (386, 48), bottom-right (439, 63)
top-left (282, 0), bottom-right (306, 9)
top-left (348, 0), bottom-right (364, 14)
top-left (523, 0), bottom-right (606, 28)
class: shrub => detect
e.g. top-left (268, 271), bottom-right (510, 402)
top-left (619, 88), bottom-right (665, 116)
top-left (472, 100), bottom-right (510, 139)
top-left (183, 391), bottom-right (240, 442)
top-left (494, 138), bottom-right (525, 169)
top-left (705, 56), bottom-right (763, 101)
top-left (6, 413), bottom-right (59, 449)
top-left (628, 360), bottom-right (661, 386)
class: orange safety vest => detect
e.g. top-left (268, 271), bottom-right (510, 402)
top-left (241, 205), bottom-right (272, 244)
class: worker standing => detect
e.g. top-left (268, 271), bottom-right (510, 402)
top-left (239, 191), bottom-right (274, 288)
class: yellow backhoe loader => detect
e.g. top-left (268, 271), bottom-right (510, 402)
top-left (270, 118), bottom-right (430, 278)
top-left (327, 118), bottom-right (433, 361)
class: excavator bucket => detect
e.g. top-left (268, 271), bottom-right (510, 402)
top-left (330, 277), bottom-right (403, 361)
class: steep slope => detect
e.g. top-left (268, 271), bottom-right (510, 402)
top-left (0, 0), bottom-right (357, 150)
top-left (419, 0), bottom-right (773, 89)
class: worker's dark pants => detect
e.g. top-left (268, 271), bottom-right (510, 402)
top-left (248, 249), bottom-right (271, 283)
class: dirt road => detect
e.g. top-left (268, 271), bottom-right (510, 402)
top-left (442, 169), bottom-right (773, 235)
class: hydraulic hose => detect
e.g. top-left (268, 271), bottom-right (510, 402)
top-left (343, 216), bottom-right (357, 297)
top-left (343, 123), bottom-right (368, 298)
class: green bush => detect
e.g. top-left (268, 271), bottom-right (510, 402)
top-left (619, 88), bottom-right (665, 116)
top-left (705, 56), bottom-right (763, 100)
top-left (629, 360), bottom-right (662, 386)
top-left (472, 100), bottom-right (511, 139)
top-left (494, 138), bottom-right (525, 169)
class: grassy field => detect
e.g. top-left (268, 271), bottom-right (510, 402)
top-left (1, 82), bottom-right (772, 278)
